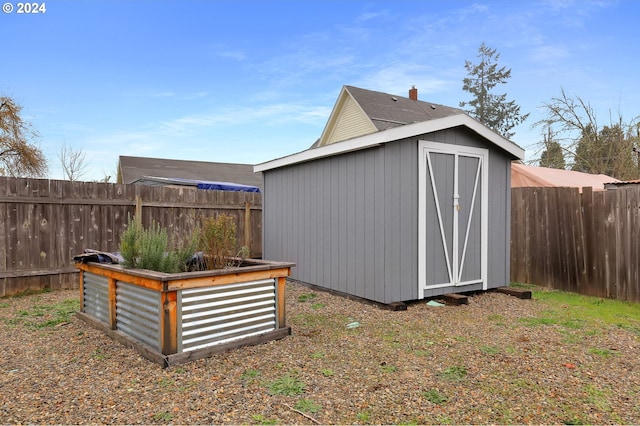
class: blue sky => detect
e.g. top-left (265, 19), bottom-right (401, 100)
top-left (1, 0), bottom-right (638, 181)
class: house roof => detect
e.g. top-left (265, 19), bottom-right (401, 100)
top-left (511, 163), bottom-right (619, 191)
top-left (312, 85), bottom-right (465, 148)
top-left (256, 113), bottom-right (525, 173)
top-left (345, 85), bottom-right (465, 130)
top-left (257, 85), bottom-right (524, 172)
top-left (603, 180), bottom-right (640, 190)
top-left (118, 156), bottom-right (263, 190)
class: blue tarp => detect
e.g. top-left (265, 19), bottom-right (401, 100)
top-left (133, 176), bottom-right (261, 193)
top-left (197, 181), bottom-right (261, 193)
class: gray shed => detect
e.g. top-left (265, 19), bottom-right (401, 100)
top-left (255, 86), bottom-right (524, 304)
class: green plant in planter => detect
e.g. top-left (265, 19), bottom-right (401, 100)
top-left (200, 214), bottom-right (247, 269)
top-left (119, 216), bottom-right (197, 273)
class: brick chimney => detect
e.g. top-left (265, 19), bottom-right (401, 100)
top-left (409, 85), bottom-right (418, 101)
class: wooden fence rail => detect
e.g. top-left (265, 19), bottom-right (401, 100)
top-left (511, 186), bottom-right (640, 303)
top-left (5, 178), bottom-right (638, 302)
top-left (0, 177), bottom-right (262, 296)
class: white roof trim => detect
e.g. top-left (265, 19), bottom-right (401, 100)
top-left (254, 114), bottom-right (524, 172)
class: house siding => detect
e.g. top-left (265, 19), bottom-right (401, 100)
top-left (263, 127), bottom-right (512, 304)
top-left (327, 97), bottom-right (377, 145)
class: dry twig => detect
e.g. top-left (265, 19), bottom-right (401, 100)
top-left (283, 403), bottom-right (321, 424)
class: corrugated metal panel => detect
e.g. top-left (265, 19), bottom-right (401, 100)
top-left (82, 272), bottom-right (110, 325)
top-left (178, 279), bottom-right (276, 351)
top-left (116, 281), bottom-right (162, 352)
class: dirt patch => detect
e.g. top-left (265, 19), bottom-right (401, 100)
top-left (1, 283), bottom-right (639, 424)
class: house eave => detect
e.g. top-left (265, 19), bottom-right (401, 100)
top-left (254, 114), bottom-right (524, 173)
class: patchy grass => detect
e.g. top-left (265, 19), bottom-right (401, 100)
top-left (241, 369), bottom-right (261, 382)
top-left (297, 293), bottom-right (317, 303)
top-left (251, 414), bottom-right (278, 425)
top-left (3, 284), bottom-right (640, 425)
top-left (379, 363), bottom-right (397, 373)
top-left (4, 298), bottom-right (79, 329)
top-left (522, 285), bottom-right (640, 331)
top-left (422, 389), bottom-right (448, 404)
top-left (152, 411), bottom-right (172, 422)
top-left (266, 372), bottom-right (306, 396)
top-left (320, 368), bottom-right (334, 377)
top-left (294, 398), bottom-right (322, 414)
top-left (480, 345), bottom-right (501, 355)
top-left (438, 366), bottom-right (467, 381)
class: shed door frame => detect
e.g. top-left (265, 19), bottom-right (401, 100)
top-left (418, 141), bottom-right (488, 297)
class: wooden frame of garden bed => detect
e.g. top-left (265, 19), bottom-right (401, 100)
top-left (74, 259), bottom-right (294, 367)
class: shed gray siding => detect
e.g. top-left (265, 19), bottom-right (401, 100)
top-left (263, 126), bottom-right (512, 304)
top-left (264, 140), bottom-right (417, 304)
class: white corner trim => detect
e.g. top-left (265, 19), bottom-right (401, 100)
top-left (254, 114), bottom-right (524, 173)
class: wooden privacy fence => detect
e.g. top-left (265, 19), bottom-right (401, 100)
top-left (511, 186), bottom-right (640, 303)
top-left (0, 177), bottom-right (262, 297)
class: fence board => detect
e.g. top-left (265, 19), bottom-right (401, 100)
top-left (511, 186), bottom-right (640, 303)
top-left (0, 177), bottom-right (263, 296)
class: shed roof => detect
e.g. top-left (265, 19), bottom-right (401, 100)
top-left (256, 113), bottom-right (525, 172)
top-left (511, 163), bottom-right (618, 191)
top-left (118, 155), bottom-right (263, 190)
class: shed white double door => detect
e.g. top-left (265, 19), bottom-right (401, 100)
top-left (418, 141), bottom-right (488, 294)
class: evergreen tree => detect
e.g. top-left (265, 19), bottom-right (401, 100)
top-left (460, 42), bottom-right (529, 139)
top-left (537, 89), bottom-right (640, 180)
top-left (572, 123), bottom-right (635, 179)
top-left (539, 127), bottom-right (566, 169)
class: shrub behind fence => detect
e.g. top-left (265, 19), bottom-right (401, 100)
top-left (0, 177), bottom-right (262, 296)
top-left (511, 186), bottom-right (640, 303)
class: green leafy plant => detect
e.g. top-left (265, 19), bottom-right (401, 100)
top-left (199, 214), bottom-right (245, 269)
top-left (119, 215), bottom-right (197, 273)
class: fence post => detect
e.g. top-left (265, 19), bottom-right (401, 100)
top-left (244, 201), bottom-right (252, 257)
top-left (135, 196), bottom-right (142, 226)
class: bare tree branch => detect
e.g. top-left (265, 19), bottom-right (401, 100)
top-left (58, 142), bottom-right (88, 181)
top-left (0, 96), bottom-right (47, 177)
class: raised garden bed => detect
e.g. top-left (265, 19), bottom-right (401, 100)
top-left (74, 258), bottom-right (294, 367)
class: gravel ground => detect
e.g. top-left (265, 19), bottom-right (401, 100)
top-left (1, 282), bottom-right (640, 425)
